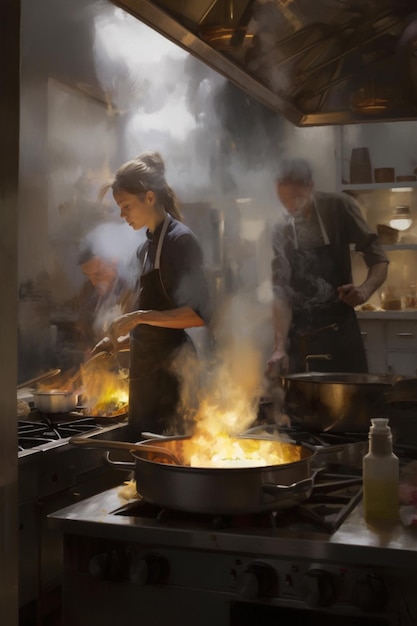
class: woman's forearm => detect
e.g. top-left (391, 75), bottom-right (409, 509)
top-left (137, 306), bottom-right (205, 329)
top-left (110, 306), bottom-right (205, 339)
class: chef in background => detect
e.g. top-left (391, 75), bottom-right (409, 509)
top-left (93, 151), bottom-right (212, 440)
top-left (267, 157), bottom-right (388, 375)
top-left (77, 245), bottom-right (136, 352)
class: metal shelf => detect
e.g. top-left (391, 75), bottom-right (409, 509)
top-left (341, 182), bottom-right (417, 193)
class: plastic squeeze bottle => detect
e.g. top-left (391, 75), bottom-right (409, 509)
top-left (362, 418), bottom-right (399, 521)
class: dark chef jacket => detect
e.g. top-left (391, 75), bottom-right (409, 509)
top-left (127, 215), bottom-right (212, 440)
top-left (271, 191), bottom-right (389, 373)
top-left (137, 217), bottom-right (212, 325)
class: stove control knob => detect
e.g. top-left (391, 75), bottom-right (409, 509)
top-left (351, 573), bottom-right (387, 611)
top-left (300, 568), bottom-right (336, 607)
top-left (129, 552), bottom-right (169, 586)
top-left (238, 562), bottom-right (278, 599)
top-left (88, 549), bottom-right (129, 581)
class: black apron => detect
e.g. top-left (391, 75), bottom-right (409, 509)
top-left (288, 209), bottom-right (368, 374)
top-left (127, 216), bottom-right (197, 441)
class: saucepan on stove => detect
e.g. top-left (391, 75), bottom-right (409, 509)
top-left (280, 372), bottom-right (417, 433)
top-left (30, 351), bottom-right (128, 414)
top-left (69, 431), bottom-right (318, 515)
top-left (32, 389), bottom-right (79, 413)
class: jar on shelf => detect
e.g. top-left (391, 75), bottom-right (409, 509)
top-left (349, 147), bottom-right (372, 184)
top-left (380, 285), bottom-right (403, 310)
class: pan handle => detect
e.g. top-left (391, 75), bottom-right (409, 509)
top-left (262, 475), bottom-right (314, 496)
top-left (262, 468), bottom-right (321, 496)
top-left (17, 368), bottom-right (61, 390)
top-left (140, 431), bottom-right (189, 442)
top-left (69, 430), bottom-right (181, 465)
top-left (103, 451), bottom-right (136, 471)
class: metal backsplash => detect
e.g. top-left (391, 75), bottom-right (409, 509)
top-left (114, 0), bottom-right (417, 126)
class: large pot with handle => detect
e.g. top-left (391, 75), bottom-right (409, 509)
top-left (280, 372), bottom-right (416, 433)
top-left (69, 432), bottom-right (318, 515)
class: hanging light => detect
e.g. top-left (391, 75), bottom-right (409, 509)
top-left (389, 205), bottom-right (413, 231)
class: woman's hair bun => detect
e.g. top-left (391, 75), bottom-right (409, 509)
top-left (136, 151), bottom-right (165, 175)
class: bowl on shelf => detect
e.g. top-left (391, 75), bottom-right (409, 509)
top-left (377, 223), bottom-right (400, 244)
top-left (396, 175), bottom-right (417, 182)
top-left (374, 167), bottom-right (395, 183)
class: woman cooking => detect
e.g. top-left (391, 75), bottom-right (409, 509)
top-left (94, 151), bottom-right (212, 440)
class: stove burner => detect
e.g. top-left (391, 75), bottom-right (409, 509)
top-left (252, 422), bottom-right (368, 446)
top-left (18, 416), bottom-right (105, 451)
top-left (275, 474), bottom-right (363, 533)
top-left (253, 422), bottom-right (417, 463)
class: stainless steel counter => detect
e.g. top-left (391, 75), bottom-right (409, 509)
top-left (49, 486), bottom-right (417, 570)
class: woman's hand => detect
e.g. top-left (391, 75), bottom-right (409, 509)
top-left (90, 332), bottom-right (131, 356)
top-left (90, 336), bottom-right (113, 355)
top-left (108, 312), bottom-right (141, 343)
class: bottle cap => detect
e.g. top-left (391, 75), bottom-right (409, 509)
top-left (370, 417), bottom-right (390, 432)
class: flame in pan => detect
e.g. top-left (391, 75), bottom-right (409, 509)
top-left (182, 429), bottom-right (301, 468)
top-left (176, 345), bottom-right (300, 468)
top-left (38, 363), bottom-right (129, 416)
top-left (80, 365), bottom-right (129, 416)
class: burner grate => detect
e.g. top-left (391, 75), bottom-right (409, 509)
top-left (18, 416), bottom-right (103, 450)
top-left (290, 485), bottom-right (363, 533)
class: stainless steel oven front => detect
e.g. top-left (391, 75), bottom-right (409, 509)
top-left (60, 534), bottom-right (415, 626)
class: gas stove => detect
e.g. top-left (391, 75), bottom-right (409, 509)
top-left (50, 481), bottom-right (417, 626)
top-left (49, 424), bottom-right (417, 626)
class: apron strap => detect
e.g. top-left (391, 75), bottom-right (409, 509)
top-left (155, 215), bottom-right (170, 270)
top-left (314, 199), bottom-right (330, 245)
top-left (292, 198), bottom-right (329, 249)
top-left (142, 214), bottom-right (170, 270)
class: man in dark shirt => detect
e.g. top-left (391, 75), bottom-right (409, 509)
top-left (267, 157), bottom-right (388, 374)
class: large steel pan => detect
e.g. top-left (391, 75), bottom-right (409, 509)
top-left (69, 432), bottom-right (318, 515)
top-left (281, 372), bottom-right (416, 432)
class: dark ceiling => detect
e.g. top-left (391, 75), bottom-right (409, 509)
top-left (115, 0), bottom-right (417, 126)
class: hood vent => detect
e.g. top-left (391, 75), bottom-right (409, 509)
top-left (115, 0), bottom-right (417, 126)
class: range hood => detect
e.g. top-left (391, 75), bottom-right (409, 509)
top-left (114, 0), bottom-right (417, 126)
